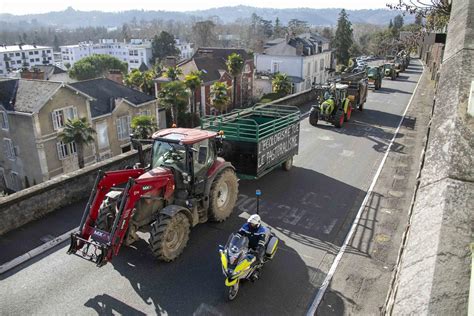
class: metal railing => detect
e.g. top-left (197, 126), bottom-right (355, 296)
top-left (200, 104), bottom-right (300, 142)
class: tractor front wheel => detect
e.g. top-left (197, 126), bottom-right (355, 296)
top-left (309, 110), bottom-right (319, 126)
top-left (96, 202), bottom-right (116, 232)
top-left (335, 110), bottom-right (344, 128)
top-left (149, 213), bottom-right (190, 262)
top-left (209, 168), bottom-right (238, 222)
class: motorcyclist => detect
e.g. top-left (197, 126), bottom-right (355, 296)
top-left (237, 214), bottom-right (266, 264)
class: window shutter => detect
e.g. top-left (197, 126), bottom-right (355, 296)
top-left (3, 140), bottom-right (7, 156)
top-left (56, 142), bottom-right (63, 160)
top-left (14, 146), bottom-right (20, 157)
top-left (126, 116), bottom-right (131, 137)
top-left (73, 107), bottom-right (78, 119)
top-left (52, 112), bottom-right (58, 130)
top-left (116, 118), bottom-right (122, 139)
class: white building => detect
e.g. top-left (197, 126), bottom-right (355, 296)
top-left (254, 33), bottom-right (334, 95)
top-left (0, 45), bottom-right (54, 76)
top-left (175, 39), bottom-right (194, 61)
top-left (60, 39), bottom-right (153, 72)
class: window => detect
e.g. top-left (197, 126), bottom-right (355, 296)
top-left (29, 52), bottom-right (33, 55)
top-left (3, 138), bottom-right (15, 159)
top-left (15, 53), bottom-right (20, 56)
top-left (116, 115), bottom-right (131, 141)
top-left (272, 62), bottom-right (279, 73)
top-left (56, 141), bottom-right (76, 160)
top-left (30, 59), bottom-right (34, 62)
top-left (52, 106), bottom-right (77, 130)
top-left (96, 121), bottom-right (109, 150)
top-left (47, 50), bottom-right (51, 53)
top-left (34, 51), bottom-right (39, 55)
top-left (314, 61), bottom-right (318, 73)
top-left (0, 111), bottom-right (8, 130)
top-left (139, 110), bottom-right (151, 117)
top-left (35, 58), bottom-right (40, 62)
top-left (320, 59), bottom-right (324, 71)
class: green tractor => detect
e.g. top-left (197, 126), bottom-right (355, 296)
top-left (367, 66), bottom-right (383, 90)
top-left (383, 63), bottom-right (397, 80)
top-left (393, 57), bottom-right (405, 74)
top-left (309, 84), bottom-right (352, 128)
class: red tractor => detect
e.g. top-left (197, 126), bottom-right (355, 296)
top-left (68, 128), bottom-right (239, 266)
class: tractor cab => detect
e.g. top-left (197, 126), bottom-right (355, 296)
top-left (150, 128), bottom-right (220, 196)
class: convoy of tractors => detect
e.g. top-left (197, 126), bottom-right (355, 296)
top-left (67, 49), bottom-right (410, 299)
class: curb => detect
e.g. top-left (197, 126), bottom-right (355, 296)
top-left (0, 227), bottom-right (78, 275)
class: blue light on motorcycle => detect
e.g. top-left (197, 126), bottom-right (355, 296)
top-left (256, 189), bottom-right (261, 197)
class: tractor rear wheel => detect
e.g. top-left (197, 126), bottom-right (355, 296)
top-left (335, 110), bottom-right (344, 128)
top-left (149, 213), bottom-right (190, 262)
top-left (309, 110), bottom-right (319, 126)
top-left (209, 168), bottom-right (238, 222)
top-left (344, 105), bottom-right (352, 122)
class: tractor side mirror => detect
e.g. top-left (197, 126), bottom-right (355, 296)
top-left (198, 146), bottom-right (207, 164)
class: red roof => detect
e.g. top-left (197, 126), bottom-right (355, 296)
top-left (152, 128), bottom-right (217, 145)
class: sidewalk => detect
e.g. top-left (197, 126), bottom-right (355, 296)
top-left (316, 65), bottom-right (435, 315)
top-left (0, 198), bottom-right (86, 267)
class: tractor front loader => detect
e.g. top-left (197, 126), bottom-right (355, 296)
top-left (68, 128), bottom-right (239, 267)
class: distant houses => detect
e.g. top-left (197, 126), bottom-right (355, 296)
top-left (0, 45), bottom-right (54, 76)
top-left (254, 33), bottom-right (334, 97)
top-left (173, 47), bottom-right (254, 115)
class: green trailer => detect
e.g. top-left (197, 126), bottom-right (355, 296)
top-left (200, 104), bottom-right (300, 179)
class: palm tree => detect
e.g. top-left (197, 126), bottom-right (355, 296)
top-left (210, 82), bottom-right (230, 113)
top-left (226, 53), bottom-right (244, 109)
top-left (164, 66), bottom-right (183, 81)
top-left (184, 71), bottom-right (203, 116)
top-left (131, 115), bottom-right (156, 139)
top-left (158, 81), bottom-right (189, 125)
top-left (59, 118), bottom-right (96, 169)
top-left (272, 73), bottom-right (292, 96)
top-left (124, 69), bottom-right (156, 95)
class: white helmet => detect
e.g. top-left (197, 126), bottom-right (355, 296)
top-left (248, 214), bottom-right (261, 229)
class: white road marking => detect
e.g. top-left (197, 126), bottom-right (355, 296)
top-left (306, 60), bottom-right (425, 316)
top-left (340, 150), bottom-right (355, 157)
top-left (318, 135), bottom-right (334, 141)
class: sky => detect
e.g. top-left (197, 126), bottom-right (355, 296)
top-left (0, 0), bottom-right (398, 15)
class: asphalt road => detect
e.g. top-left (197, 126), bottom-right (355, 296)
top-left (0, 62), bottom-right (422, 316)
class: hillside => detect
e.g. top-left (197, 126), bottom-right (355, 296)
top-left (0, 6), bottom-right (413, 29)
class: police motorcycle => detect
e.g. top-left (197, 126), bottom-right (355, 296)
top-left (218, 190), bottom-right (279, 300)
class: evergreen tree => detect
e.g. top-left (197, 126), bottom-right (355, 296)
top-left (151, 31), bottom-right (180, 64)
top-left (393, 14), bottom-right (404, 29)
top-left (69, 55), bottom-right (127, 80)
top-left (334, 9), bottom-right (353, 65)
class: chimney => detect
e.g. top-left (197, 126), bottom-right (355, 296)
top-left (163, 56), bottom-right (177, 68)
top-left (21, 69), bottom-right (45, 80)
top-left (106, 69), bottom-right (124, 85)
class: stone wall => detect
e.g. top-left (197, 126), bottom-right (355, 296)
top-left (0, 148), bottom-right (150, 236)
top-left (389, 0), bottom-right (474, 314)
top-left (271, 88), bottom-right (318, 107)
